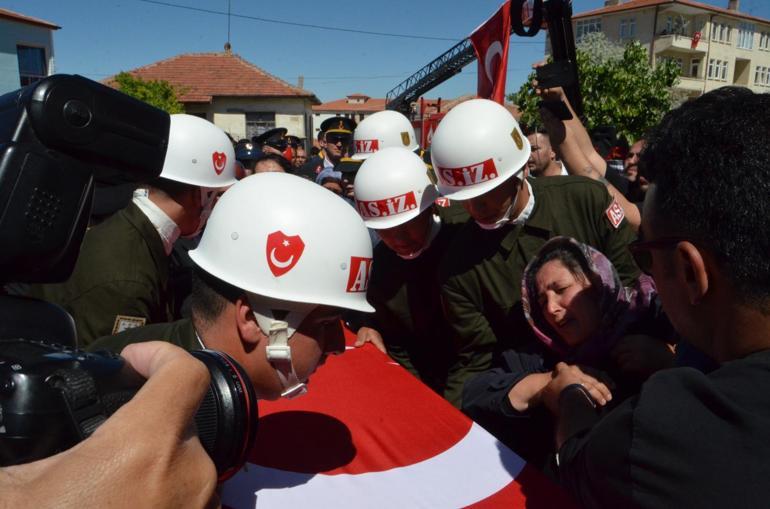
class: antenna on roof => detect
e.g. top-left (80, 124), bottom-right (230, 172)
top-left (225, 0), bottom-right (232, 53)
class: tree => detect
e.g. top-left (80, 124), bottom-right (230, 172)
top-left (508, 33), bottom-right (680, 143)
top-left (113, 72), bottom-right (185, 114)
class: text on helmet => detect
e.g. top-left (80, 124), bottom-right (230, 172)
top-left (355, 191), bottom-right (418, 218)
top-left (436, 159), bottom-right (498, 187)
top-left (354, 139), bottom-right (380, 154)
top-left (347, 256), bottom-right (373, 293)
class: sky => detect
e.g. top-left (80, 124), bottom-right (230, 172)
top-left (8, 0), bottom-right (770, 103)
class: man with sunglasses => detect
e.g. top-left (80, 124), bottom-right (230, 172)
top-left (555, 87), bottom-right (770, 508)
top-left (301, 116), bottom-right (356, 186)
top-left (28, 114), bottom-right (238, 346)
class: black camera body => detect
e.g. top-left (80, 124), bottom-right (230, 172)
top-left (0, 339), bottom-right (258, 480)
top-left (0, 76), bottom-right (259, 480)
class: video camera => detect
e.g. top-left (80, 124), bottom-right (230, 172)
top-left (0, 75), bottom-right (257, 480)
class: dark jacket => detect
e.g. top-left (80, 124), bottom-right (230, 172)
top-left (367, 204), bottom-right (468, 393)
top-left (439, 176), bottom-right (640, 406)
top-left (87, 318), bottom-right (198, 353)
top-left (28, 202), bottom-right (173, 346)
top-left (559, 349), bottom-right (770, 509)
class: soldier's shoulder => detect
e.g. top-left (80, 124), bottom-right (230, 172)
top-left (531, 175), bottom-right (607, 195)
top-left (88, 318), bottom-right (196, 353)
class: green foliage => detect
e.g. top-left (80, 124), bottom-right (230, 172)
top-left (508, 33), bottom-right (680, 143)
top-left (113, 72), bottom-right (185, 114)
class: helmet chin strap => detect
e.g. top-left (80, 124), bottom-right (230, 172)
top-left (248, 294), bottom-right (316, 399)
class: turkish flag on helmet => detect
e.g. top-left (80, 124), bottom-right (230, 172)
top-left (469, 1), bottom-right (512, 104)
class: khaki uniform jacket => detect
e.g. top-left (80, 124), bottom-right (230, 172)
top-left (367, 203), bottom-right (469, 393)
top-left (439, 176), bottom-right (639, 406)
top-left (88, 318), bottom-right (198, 353)
top-left (28, 203), bottom-right (173, 346)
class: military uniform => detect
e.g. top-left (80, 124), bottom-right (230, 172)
top-left (28, 202), bottom-right (174, 346)
top-left (439, 176), bottom-right (639, 406)
top-left (367, 203), bottom-right (469, 393)
top-left (88, 318), bottom-right (198, 353)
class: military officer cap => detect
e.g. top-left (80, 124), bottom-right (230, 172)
top-left (253, 127), bottom-right (289, 150)
top-left (335, 157), bottom-right (362, 175)
top-left (285, 135), bottom-right (302, 148)
top-left (320, 116), bottom-right (357, 135)
top-left (235, 141), bottom-right (263, 162)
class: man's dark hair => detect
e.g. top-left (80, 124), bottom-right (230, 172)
top-left (254, 153), bottom-right (292, 173)
top-left (190, 268), bottom-right (244, 327)
top-left (641, 87), bottom-right (770, 307)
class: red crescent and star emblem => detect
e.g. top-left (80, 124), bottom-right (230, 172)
top-left (212, 151), bottom-right (227, 175)
top-left (266, 230), bottom-right (305, 277)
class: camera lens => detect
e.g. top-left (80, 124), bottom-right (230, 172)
top-left (191, 350), bottom-right (258, 481)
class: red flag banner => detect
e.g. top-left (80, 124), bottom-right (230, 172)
top-left (469, 1), bottom-right (512, 104)
top-left (691, 31), bottom-right (702, 49)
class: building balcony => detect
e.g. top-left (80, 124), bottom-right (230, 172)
top-left (655, 33), bottom-right (708, 54)
top-left (675, 76), bottom-right (705, 92)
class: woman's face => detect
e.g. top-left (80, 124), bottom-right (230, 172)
top-left (535, 259), bottom-right (601, 347)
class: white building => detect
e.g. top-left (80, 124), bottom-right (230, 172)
top-left (0, 8), bottom-right (59, 94)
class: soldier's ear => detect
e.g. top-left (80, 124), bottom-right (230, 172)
top-left (235, 296), bottom-right (263, 346)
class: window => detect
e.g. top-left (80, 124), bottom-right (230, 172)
top-left (17, 45), bottom-right (47, 86)
top-left (760, 32), bottom-right (770, 49)
top-left (245, 112), bottom-right (275, 139)
top-left (755, 66), bottom-right (770, 86)
top-left (721, 24), bottom-right (730, 43)
top-left (738, 22), bottom-right (755, 49)
top-left (710, 22), bottom-right (732, 43)
top-left (690, 58), bottom-right (700, 78)
top-left (620, 18), bottom-right (636, 39)
top-left (576, 18), bottom-right (601, 42)
top-left (708, 59), bottom-right (729, 81)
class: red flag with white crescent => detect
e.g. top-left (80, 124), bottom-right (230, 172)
top-left (469, 1), bottom-right (512, 104)
top-left (221, 328), bottom-right (576, 508)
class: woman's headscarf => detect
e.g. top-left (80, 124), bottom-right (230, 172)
top-left (521, 236), bottom-right (656, 364)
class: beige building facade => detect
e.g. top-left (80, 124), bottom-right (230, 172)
top-left (571, 0), bottom-right (770, 97)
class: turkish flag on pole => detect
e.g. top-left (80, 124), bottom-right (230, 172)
top-left (470, 1), bottom-right (512, 104)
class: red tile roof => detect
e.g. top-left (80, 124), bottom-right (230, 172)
top-left (313, 96), bottom-right (387, 113)
top-left (105, 52), bottom-right (319, 104)
top-left (0, 8), bottom-right (59, 29)
top-left (574, 0), bottom-right (770, 25)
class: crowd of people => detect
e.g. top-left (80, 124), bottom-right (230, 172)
top-left (5, 69), bottom-right (770, 508)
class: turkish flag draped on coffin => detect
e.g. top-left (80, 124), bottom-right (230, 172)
top-left (469, 1), bottom-right (512, 104)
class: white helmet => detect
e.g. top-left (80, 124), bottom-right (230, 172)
top-left (189, 172), bottom-right (374, 313)
top-left (351, 110), bottom-right (419, 161)
top-left (430, 99), bottom-right (530, 200)
top-left (354, 147), bottom-right (438, 229)
top-left (160, 114), bottom-right (238, 188)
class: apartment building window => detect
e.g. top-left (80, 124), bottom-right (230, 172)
top-left (245, 112), bottom-right (275, 139)
top-left (576, 18), bottom-right (601, 42)
top-left (760, 32), bottom-right (770, 50)
top-left (17, 45), bottom-right (47, 86)
top-left (708, 59), bottom-right (729, 81)
top-left (710, 22), bottom-right (731, 43)
top-left (755, 66), bottom-right (770, 86)
top-left (738, 22), bottom-right (755, 49)
top-left (620, 18), bottom-right (636, 39)
top-left (690, 58), bottom-right (700, 78)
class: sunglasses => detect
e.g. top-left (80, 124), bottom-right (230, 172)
top-left (325, 134), bottom-right (351, 146)
top-left (628, 236), bottom-right (691, 275)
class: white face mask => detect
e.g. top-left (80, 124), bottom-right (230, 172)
top-left (475, 201), bottom-right (514, 230)
top-left (248, 294), bottom-right (317, 399)
top-left (396, 214), bottom-right (442, 260)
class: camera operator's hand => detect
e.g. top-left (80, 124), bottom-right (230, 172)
top-left (541, 362), bottom-right (613, 416)
top-left (1, 342), bottom-right (219, 508)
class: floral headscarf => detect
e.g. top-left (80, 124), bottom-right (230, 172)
top-left (521, 236), bottom-right (656, 364)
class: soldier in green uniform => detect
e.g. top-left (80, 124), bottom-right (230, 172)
top-left (89, 173), bottom-right (376, 400)
top-left (351, 146), bottom-right (468, 393)
top-left (28, 114), bottom-right (239, 346)
top-left (430, 99), bottom-right (639, 406)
